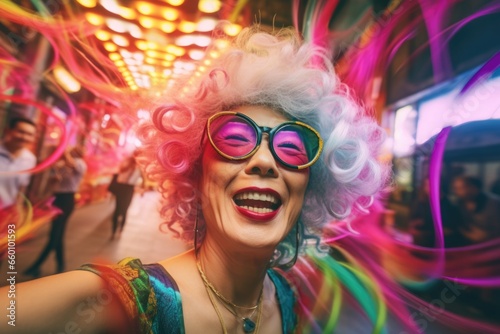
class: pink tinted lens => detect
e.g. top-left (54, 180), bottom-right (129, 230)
top-left (209, 115), bottom-right (257, 158)
top-left (273, 126), bottom-right (310, 166)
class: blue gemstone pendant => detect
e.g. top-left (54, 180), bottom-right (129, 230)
top-left (243, 318), bottom-right (256, 333)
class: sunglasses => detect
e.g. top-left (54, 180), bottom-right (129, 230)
top-left (206, 112), bottom-right (323, 169)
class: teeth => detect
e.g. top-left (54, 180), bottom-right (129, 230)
top-left (239, 206), bottom-right (274, 213)
top-left (234, 192), bottom-right (279, 204)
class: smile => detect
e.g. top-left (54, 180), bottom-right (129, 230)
top-left (233, 188), bottom-right (282, 219)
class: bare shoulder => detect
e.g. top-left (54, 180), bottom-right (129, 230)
top-left (0, 270), bottom-right (123, 333)
top-left (158, 250), bottom-right (202, 300)
top-left (158, 249), bottom-right (197, 278)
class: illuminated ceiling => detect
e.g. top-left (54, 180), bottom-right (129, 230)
top-left (73, 0), bottom-right (286, 92)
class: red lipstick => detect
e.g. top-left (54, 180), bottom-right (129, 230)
top-left (233, 187), bottom-right (282, 222)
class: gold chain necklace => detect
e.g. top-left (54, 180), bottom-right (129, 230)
top-left (197, 260), bottom-right (264, 333)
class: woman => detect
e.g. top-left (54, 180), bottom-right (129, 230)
top-left (0, 27), bottom-right (386, 333)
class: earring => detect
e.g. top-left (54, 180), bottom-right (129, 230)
top-left (292, 223), bottom-right (301, 266)
top-left (194, 211), bottom-right (200, 253)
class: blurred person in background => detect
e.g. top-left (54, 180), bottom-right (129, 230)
top-left (0, 117), bottom-right (37, 209)
top-left (452, 175), bottom-right (500, 244)
top-left (452, 176), bottom-right (500, 316)
top-left (490, 167), bottom-right (500, 197)
top-left (409, 178), bottom-right (465, 247)
top-left (24, 146), bottom-right (87, 277)
top-left (108, 152), bottom-right (145, 240)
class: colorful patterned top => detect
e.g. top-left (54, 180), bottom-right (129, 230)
top-left (80, 257), bottom-right (297, 334)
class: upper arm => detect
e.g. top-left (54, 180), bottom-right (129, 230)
top-left (0, 270), bottom-right (125, 334)
top-left (74, 159), bottom-right (87, 175)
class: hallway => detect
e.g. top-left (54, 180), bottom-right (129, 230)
top-left (1, 191), bottom-right (188, 283)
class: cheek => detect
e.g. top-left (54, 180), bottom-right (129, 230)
top-left (200, 148), bottom-right (238, 201)
top-left (286, 172), bottom-right (309, 219)
top-left (291, 172), bottom-right (309, 200)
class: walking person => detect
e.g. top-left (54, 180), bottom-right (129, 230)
top-left (109, 153), bottom-right (144, 240)
top-left (24, 146), bottom-right (87, 277)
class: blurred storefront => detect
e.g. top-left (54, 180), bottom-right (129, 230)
top-left (385, 68), bottom-right (500, 227)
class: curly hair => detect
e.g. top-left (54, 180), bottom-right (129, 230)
top-left (138, 26), bottom-right (389, 262)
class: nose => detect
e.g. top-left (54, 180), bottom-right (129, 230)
top-left (245, 137), bottom-right (278, 178)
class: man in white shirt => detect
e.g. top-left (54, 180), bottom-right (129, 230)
top-left (0, 117), bottom-right (37, 209)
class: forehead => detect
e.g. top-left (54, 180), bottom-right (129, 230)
top-left (13, 121), bottom-right (36, 134)
top-left (233, 105), bottom-right (288, 127)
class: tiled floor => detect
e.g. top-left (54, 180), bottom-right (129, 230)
top-left (1, 191), bottom-right (188, 283)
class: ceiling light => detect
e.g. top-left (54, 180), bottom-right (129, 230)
top-left (198, 0), bottom-right (221, 13)
top-left (120, 7), bottom-right (136, 20)
top-left (141, 65), bottom-right (155, 72)
top-left (223, 23), bottom-right (242, 36)
top-left (146, 50), bottom-right (160, 58)
top-left (129, 25), bottom-right (143, 39)
top-left (144, 30), bottom-right (169, 46)
top-left (132, 52), bottom-right (144, 61)
top-left (160, 22), bottom-right (176, 33)
top-left (95, 30), bottom-right (111, 41)
top-left (189, 50), bottom-right (205, 60)
top-left (124, 58), bottom-right (139, 66)
top-left (53, 66), bottom-right (81, 93)
top-left (194, 35), bottom-right (211, 47)
top-left (139, 17), bottom-right (155, 29)
top-left (111, 35), bottom-right (129, 47)
top-left (85, 13), bottom-right (104, 26)
top-left (137, 2), bottom-right (154, 15)
top-left (120, 49), bottom-right (131, 58)
top-left (162, 8), bottom-right (179, 21)
top-left (175, 35), bottom-right (194, 46)
top-left (106, 18), bottom-right (127, 33)
top-left (197, 18), bottom-right (217, 32)
top-left (178, 21), bottom-right (196, 33)
top-left (214, 39), bottom-right (230, 49)
top-left (77, 0), bottom-right (97, 8)
top-left (166, 0), bottom-right (184, 5)
top-left (136, 40), bottom-right (148, 50)
top-left (165, 54), bottom-right (175, 61)
top-left (184, 63), bottom-right (196, 71)
top-left (173, 61), bottom-right (184, 68)
top-left (78, 0), bottom-right (97, 8)
top-left (166, 45), bottom-right (185, 56)
top-left (109, 53), bottom-right (121, 61)
top-left (104, 42), bottom-right (118, 52)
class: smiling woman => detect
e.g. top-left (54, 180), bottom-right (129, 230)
top-left (0, 26), bottom-right (388, 334)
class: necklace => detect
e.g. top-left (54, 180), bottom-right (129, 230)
top-left (197, 260), bottom-right (264, 333)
